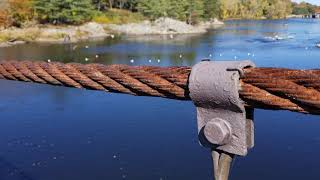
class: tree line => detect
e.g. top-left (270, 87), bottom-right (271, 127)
top-left (91, 0), bottom-right (294, 21)
top-left (292, 1), bottom-right (320, 15)
top-left (0, 0), bottom-right (319, 27)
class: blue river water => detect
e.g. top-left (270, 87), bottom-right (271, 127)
top-left (0, 19), bottom-right (320, 180)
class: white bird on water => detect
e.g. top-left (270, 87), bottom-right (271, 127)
top-left (148, 59), bottom-right (152, 63)
top-left (95, 55), bottom-right (99, 58)
top-left (157, 59), bottom-right (161, 63)
top-left (85, 46), bottom-right (89, 49)
top-left (110, 34), bottom-right (115, 39)
top-left (130, 59), bottom-right (134, 63)
top-left (47, 59), bottom-right (51, 63)
top-left (179, 54), bottom-right (183, 58)
top-left (85, 58), bottom-right (89, 61)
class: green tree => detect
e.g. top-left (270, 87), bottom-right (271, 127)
top-left (92, 0), bottom-right (107, 11)
top-left (186, 0), bottom-right (204, 24)
top-left (34, 0), bottom-right (95, 24)
top-left (167, 0), bottom-right (188, 21)
top-left (136, 0), bottom-right (171, 20)
top-left (203, 0), bottom-right (219, 19)
top-left (292, 2), bottom-right (317, 15)
top-left (126, 0), bottom-right (138, 11)
top-left (137, 0), bottom-right (205, 23)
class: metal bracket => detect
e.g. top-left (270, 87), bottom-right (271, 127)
top-left (189, 60), bottom-right (255, 156)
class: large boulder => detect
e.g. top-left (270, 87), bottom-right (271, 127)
top-left (78, 22), bottom-right (107, 38)
top-left (107, 17), bottom-right (208, 35)
top-left (153, 17), bottom-right (206, 34)
top-left (39, 22), bottom-right (109, 43)
top-left (197, 18), bottom-right (224, 29)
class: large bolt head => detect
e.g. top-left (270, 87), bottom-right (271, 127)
top-left (204, 118), bottom-right (232, 145)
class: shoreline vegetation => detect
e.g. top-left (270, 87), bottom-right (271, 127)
top-left (0, 0), bottom-right (319, 47)
top-left (0, 16), bottom-right (224, 47)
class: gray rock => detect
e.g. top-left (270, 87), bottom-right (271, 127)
top-left (107, 17), bottom-right (223, 35)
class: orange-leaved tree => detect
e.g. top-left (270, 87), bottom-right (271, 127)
top-left (0, 10), bottom-right (10, 28)
top-left (8, 0), bottom-right (34, 27)
top-left (0, 0), bottom-right (9, 28)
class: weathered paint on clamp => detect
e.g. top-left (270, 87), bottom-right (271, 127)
top-left (189, 60), bottom-right (255, 156)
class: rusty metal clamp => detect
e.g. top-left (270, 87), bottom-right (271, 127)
top-left (189, 60), bottom-right (255, 156)
top-left (189, 60), bottom-right (255, 180)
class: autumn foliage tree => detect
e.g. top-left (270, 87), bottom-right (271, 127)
top-left (8, 0), bottom-right (34, 27)
top-left (0, 0), bottom-right (307, 28)
top-left (0, 10), bottom-right (9, 28)
top-left (0, 0), bottom-right (9, 27)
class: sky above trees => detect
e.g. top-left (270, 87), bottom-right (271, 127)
top-left (292, 0), bottom-right (320, 5)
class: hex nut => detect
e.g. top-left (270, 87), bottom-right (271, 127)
top-left (204, 118), bottom-right (232, 145)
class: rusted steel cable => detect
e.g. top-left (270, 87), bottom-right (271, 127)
top-left (0, 60), bottom-right (319, 115)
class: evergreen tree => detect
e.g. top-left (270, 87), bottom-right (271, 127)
top-left (168, 0), bottom-right (188, 21)
top-left (203, 0), bottom-right (219, 19)
top-left (137, 0), bottom-right (171, 20)
top-left (186, 0), bottom-right (204, 24)
top-left (34, 0), bottom-right (95, 24)
top-left (126, 0), bottom-right (138, 11)
top-left (92, 0), bottom-right (107, 11)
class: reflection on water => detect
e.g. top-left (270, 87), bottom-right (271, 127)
top-left (0, 19), bottom-right (320, 180)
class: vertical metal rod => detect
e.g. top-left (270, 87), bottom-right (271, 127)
top-left (211, 150), bottom-right (234, 180)
top-left (212, 150), bottom-right (220, 180)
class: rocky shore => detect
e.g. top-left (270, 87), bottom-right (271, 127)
top-left (0, 18), bottom-right (224, 47)
top-left (0, 22), bottom-right (110, 47)
top-left (107, 17), bottom-right (224, 35)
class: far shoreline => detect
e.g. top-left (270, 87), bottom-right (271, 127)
top-left (1, 16), bottom-right (311, 48)
top-left (0, 17), bottom-right (224, 48)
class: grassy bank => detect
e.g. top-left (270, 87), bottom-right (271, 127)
top-left (0, 9), bottom-right (148, 45)
top-left (0, 28), bottom-right (39, 42)
top-left (0, 22), bottom-right (112, 47)
top-left (93, 9), bottom-right (146, 25)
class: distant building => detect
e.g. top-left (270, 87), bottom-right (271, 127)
top-left (314, 9), bottom-right (320, 18)
top-left (304, 9), bottom-right (320, 18)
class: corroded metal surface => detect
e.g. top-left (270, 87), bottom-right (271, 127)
top-left (188, 60), bottom-right (255, 156)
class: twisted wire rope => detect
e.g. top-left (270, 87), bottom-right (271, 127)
top-left (0, 60), bottom-right (319, 115)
